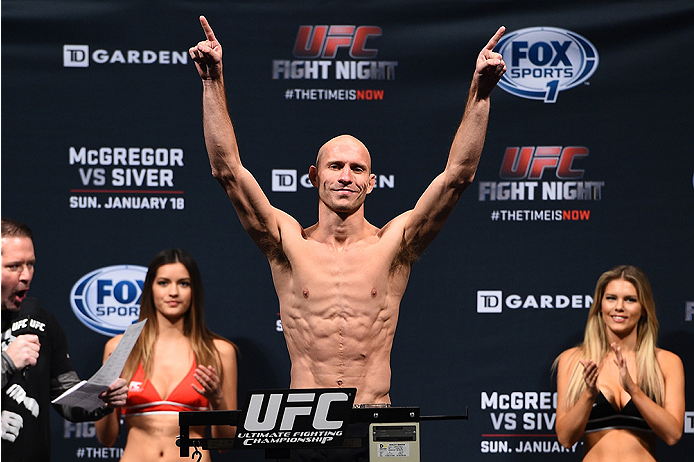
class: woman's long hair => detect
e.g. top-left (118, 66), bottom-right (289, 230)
top-left (557, 265), bottom-right (664, 407)
top-left (121, 248), bottom-right (231, 381)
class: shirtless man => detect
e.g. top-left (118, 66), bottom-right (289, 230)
top-left (190, 16), bottom-right (506, 406)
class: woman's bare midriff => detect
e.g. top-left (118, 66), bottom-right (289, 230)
top-left (120, 414), bottom-right (210, 462)
top-left (582, 428), bottom-right (657, 461)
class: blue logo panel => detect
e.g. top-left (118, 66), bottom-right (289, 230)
top-left (496, 27), bottom-right (599, 103)
top-left (70, 265), bottom-right (147, 336)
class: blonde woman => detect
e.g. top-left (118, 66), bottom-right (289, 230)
top-left (554, 265), bottom-right (684, 461)
top-left (96, 248), bottom-right (237, 461)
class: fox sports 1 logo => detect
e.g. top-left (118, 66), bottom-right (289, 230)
top-left (495, 27), bottom-right (599, 103)
top-left (70, 265), bottom-right (147, 336)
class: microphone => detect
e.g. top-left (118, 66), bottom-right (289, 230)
top-left (9, 315), bottom-right (46, 379)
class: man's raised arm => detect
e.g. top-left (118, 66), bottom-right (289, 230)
top-left (403, 26), bottom-right (507, 255)
top-left (190, 16), bottom-right (280, 250)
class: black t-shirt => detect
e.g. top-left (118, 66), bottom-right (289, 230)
top-left (1, 297), bottom-right (79, 462)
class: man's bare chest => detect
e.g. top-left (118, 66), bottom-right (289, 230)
top-left (273, 240), bottom-right (409, 297)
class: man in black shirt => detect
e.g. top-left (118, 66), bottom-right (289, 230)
top-left (1, 218), bottom-right (128, 462)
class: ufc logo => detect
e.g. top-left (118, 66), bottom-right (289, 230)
top-left (244, 391), bottom-right (351, 431)
top-left (499, 146), bottom-right (588, 180)
top-left (293, 26), bottom-right (382, 59)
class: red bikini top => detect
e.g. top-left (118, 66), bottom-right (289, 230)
top-left (121, 361), bottom-right (209, 417)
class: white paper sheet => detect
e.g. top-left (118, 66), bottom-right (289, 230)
top-left (51, 319), bottom-right (146, 412)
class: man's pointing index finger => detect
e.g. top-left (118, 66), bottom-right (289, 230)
top-left (485, 26), bottom-right (506, 52)
top-left (199, 15), bottom-right (216, 42)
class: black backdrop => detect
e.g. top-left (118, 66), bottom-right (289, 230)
top-left (2, 1), bottom-right (693, 460)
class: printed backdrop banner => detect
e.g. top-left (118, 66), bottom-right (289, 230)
top-left (2, 1), bottom-right (693, 460)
